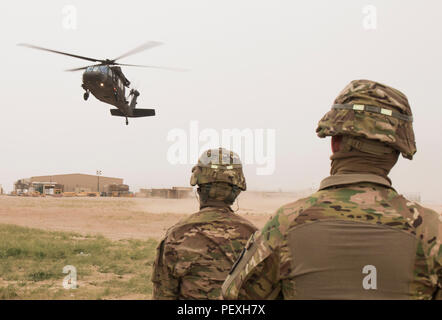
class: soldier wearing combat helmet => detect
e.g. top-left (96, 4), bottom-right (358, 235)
top-left (222, 80), bottom-right (441, 300)
top-left (152, 147), bottom-right (257, 299)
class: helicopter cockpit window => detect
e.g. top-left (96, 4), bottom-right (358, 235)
top-left (108, 68), bottom-right (112, 77)
top-left (99, 66), bottom-right (108, 74)
top-left (92, 66), bottom-right (99, 72)
top-left (86, 66), bottom-right (93, 72)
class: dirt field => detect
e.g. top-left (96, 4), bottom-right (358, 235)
top-left (0, 194), bottom-right (440, 300)
top-left (0, 194), bottom-right (440, 241)
top-left (0, 193), bottom-right (300, 240)
top-left (0, 193), bottom-right (300, 299)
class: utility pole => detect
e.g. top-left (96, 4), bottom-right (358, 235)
top-left (96, 170), bottom-right (102, 194)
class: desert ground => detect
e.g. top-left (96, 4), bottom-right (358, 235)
top-left (0, 192), bottom-right (297, 299)
top-left (0, 192), bottom-right (297, 240)
top-left (0, 194), bottom-right (440, 300)
top-left (0, 194), bottom-right (440, 240)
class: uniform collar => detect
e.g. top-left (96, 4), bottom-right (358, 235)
top-left (319, 173), bottom-right (393, 191)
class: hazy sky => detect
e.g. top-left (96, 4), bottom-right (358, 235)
top-left (1, 0), bottom-right (441, 202)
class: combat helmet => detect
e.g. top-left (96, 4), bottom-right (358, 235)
top-left (190, 148), bottom-right (246, 205)
top-left (316, 79), bottom-right (416, 159)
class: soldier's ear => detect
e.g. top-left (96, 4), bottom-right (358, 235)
top-left (331, 135), bottom-right (342, 153)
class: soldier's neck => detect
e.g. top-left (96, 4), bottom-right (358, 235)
top-left (200, 199), bottom-right (232, 210)
top-left (330, 149), bottom-right (398, 180)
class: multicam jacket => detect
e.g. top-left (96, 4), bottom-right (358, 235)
top-left (222, 174), bottom-right (441, 300)
top-left (152, 206), bottom-right (257, 300)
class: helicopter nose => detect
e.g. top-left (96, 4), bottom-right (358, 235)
top-left (83, 71), bottom-right (105, 83)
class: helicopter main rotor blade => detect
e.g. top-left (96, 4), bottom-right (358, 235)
top-left (116, 63), bottom-right (187, 72)
top-left (65, 65), bottom-right (92, 72)
top-left (113, 41), bottom-right (163, 62)
top-left (18, 43), bottom-right (103, 63)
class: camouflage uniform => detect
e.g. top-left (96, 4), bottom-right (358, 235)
top-left (222, 80), bottom-right (442, 300)
top-left (152, 148), bottom-right (257, 300)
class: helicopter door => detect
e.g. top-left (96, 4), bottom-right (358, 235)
top-left (112, 73), bottom-right (119, 98)
top-left (115, 78), bottom-right (125, 101)
top-left (118, 78), bottom-right (125, 97)
top-left (112, 71), bottom-right (117, 86)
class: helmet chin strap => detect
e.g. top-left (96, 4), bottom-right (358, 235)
top-left (193, 188), bottom-right (200, 206)
top-left (341, 136), bottom-right (395, 155)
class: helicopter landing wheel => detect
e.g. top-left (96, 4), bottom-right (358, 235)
top-left (125, 117), bottom-right (129, 126)
top-left (83, 91), bottom-right (89, 101)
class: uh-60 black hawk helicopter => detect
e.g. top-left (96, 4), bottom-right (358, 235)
top-left (19, 41), bottom-right (183, 125)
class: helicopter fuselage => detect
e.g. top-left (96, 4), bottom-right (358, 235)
top-left (81, 65), bottom-right (154, 124)
top-left (81, 65), bottom-right (132, 113)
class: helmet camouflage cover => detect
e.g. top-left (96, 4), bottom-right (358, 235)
top-left (190, 148), bottom-right (246, 190)
top-left (316, 79), bottom-right (416, 159)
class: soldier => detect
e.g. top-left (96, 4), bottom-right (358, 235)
top-left (152, 147), bottom-right (257, 299)
top-left (222, 80), bottom-right (441, 300)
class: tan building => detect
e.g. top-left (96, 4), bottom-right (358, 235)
top-left (29, 174), bottom-right (123, 193)
top-left (138, 187), bottom-right (193, 199)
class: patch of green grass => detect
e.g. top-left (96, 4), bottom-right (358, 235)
top-left (0, 285), bottom-right (19, 299)
top-left (0, 224), bottom-right (157, 299)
